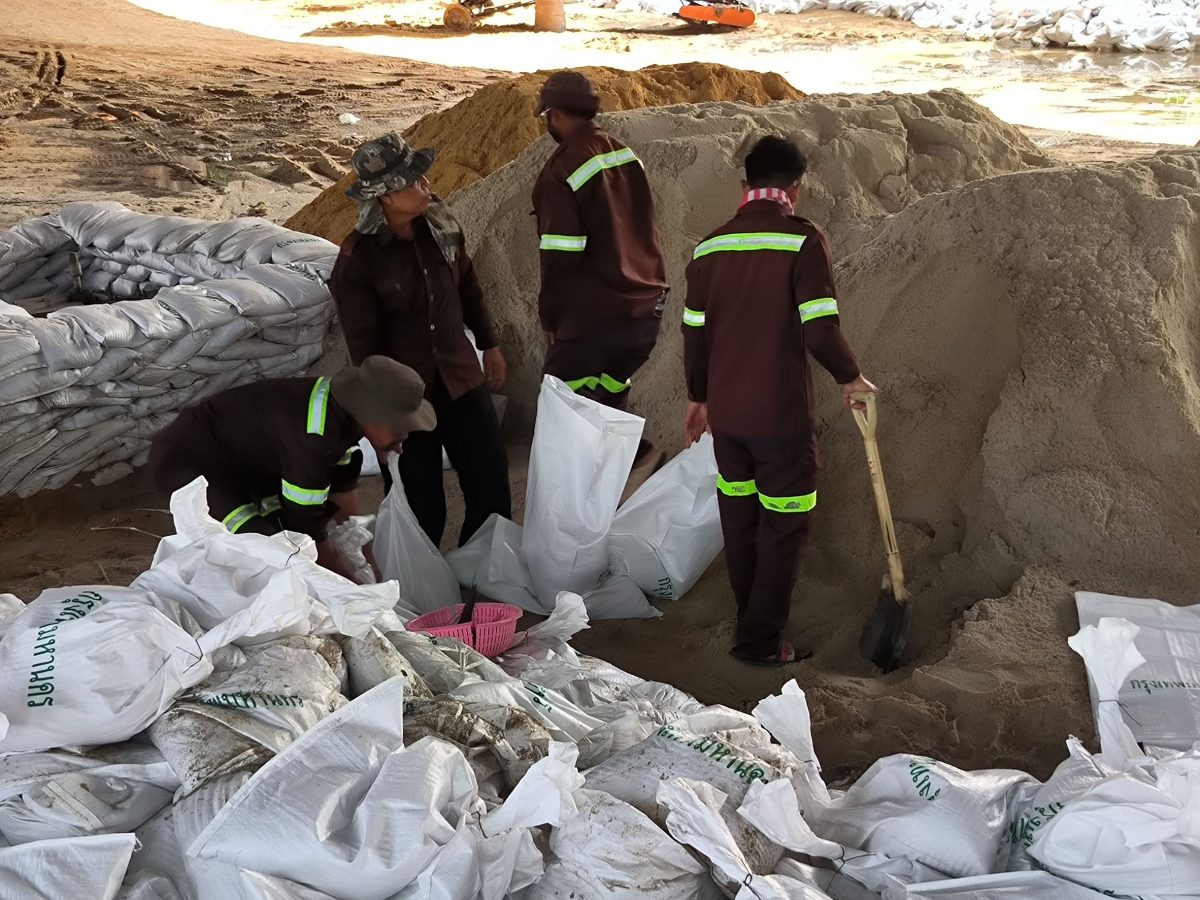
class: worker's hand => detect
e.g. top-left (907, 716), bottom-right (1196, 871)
top-left (482, 347), bottom-right (507, 391)
top-left (683, 401), bottom-right (709, 446)
top-left (842, 375), bottom-right (878, 410)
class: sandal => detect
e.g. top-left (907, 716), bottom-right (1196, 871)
top-left (729, 640), bottom-right (811, 668)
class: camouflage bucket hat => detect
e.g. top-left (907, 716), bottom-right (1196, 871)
top-left (345, 133), bottom-right (436, 202)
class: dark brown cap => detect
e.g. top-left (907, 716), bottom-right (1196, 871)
top-left (330, 356), bottom-right (436, 434)
top-left (535, 71), bottom-right (601, 117)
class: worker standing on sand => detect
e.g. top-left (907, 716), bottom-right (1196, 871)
top-left (331, 133), bottom-right (511, 548)
top-left (682, 136), bottom-right (877, 667)
top-left (147, 357), bottom-right (435, 580)
top-left (533, 71), bottom-right (670, 472)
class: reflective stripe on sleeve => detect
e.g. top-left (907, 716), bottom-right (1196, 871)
top-left (567, 147), bottom-right (640, 192)
top-left (759, 490), bottom-right (817, 513)
top-left (565, 373), bottom-right (631, 395)
top-left (693, 232), bottom-right (807, 260)
top-left (222, 502), bottom-right (260, 534)
top-left (716, 475), bottom-right (757, 498)
top-left (281, 480), bottom-right (330, 506)
top-left (540, 234), bottom-right (588, 252)
top-left (337, 447), bottom-right (357, 465)
top-left (258, 495), bottom-right (282, 515)
top-left (682, 307), bottom-right (706, 327)
top-left (798, 298), bottom-right (839, 323)
top-left (306, 377), bottom-right (331, 435)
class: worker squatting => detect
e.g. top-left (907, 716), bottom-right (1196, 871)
top-left (149, 71), bottom-right (877, 669)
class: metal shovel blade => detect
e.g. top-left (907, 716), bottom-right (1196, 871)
top-left (859, 577), bottom-right (911, 673)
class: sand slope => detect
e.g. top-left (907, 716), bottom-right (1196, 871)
top-left (432, 93), bottom-right (1200, 777)
top-left (283, 63), bottom-right (803, 245)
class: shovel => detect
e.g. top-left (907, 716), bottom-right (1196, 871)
top-left (851, 391), bottom-right (911, 672)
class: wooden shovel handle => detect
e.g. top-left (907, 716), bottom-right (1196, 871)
top-left (851, 393), bottom-right (907, 603)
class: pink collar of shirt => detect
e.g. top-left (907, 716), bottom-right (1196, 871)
top-left (739, 187), bottom-right (794, 215)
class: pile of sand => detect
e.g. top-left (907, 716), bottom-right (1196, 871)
top-left (444, 88), bottom-right (1050, 429)
top-left (440, 91), bottom-right (1200, 776)
top-left (283, 63), bottom-right (801, 245)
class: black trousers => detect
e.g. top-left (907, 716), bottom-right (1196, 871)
top-left (543, 317), bottom-right (660, 414)
top-left (382, 377), bottom-right (511, 548)
top-left (712, 430), bottom-right (816, 657)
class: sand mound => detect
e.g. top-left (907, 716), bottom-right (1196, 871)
top-left (283, 64), bottom-right (801, 245)
top-left (445, 88), bottom-right (1049, 430)
top-left (446, 90), bottom-right (1200, 775)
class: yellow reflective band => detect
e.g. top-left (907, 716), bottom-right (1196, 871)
top-left (222, 502), bottom-right (260, 534)
top-left (540, 234), bottom-right (587, 252)
top-left (799, 298), bottom-right (839, 323)
top-left (682, 307), bottom-right (706, 327)
top-left (258, 495), bottom-right (282, 515)
top-left (693, 232), bottom-right (807, 260)
top-left (759, 490), bottom-right (817, 513)
top-left (567, 147), bottom-right (640, 192)
top-left (281, 480), bottom-right (330, 506)
top-left (307, 377), bottom-right (331, 435)
top-left (564, 373), bottom-right (631, 395)
top-left (337, 447), bottom-right (357, 465)
top-left (716, 475), bottom-right (757, 498)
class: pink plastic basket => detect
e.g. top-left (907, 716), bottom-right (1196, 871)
top-left (407, 602), bottom-right (523, 657)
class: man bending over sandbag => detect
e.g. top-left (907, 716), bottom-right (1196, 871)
top-left (148, 357), bottom-right (435, 580)
top-left (682, 136), bottom-right (877, 666)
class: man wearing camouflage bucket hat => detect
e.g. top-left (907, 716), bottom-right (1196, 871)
top-left (331, 132), bottom-right (511, 548)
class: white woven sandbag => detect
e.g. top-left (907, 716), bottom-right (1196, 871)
top-left (259, 323), bottom-right (329, 346)
top-left (0, 258), bottom-right (46, 294)
top-left (268, 233), bottom-right (339, 267)
top-left (52, 305), bottom-right (141, 348)
top-left (1029, 758), bottom-right (1200, 896)
top-left (0, 365), bottom-right (82, 405)
top-left (150, 635), bottom-right (346, 793)
top-left (237, 262), bottom-right (331, 309)
top-left (78, 348), bottom-right (145, 386)
top-left (998, 737), bottom-right (1112, 871)
top-left (155, 286), bottom-right (238, 330)
top-left (812, 755), bottom-right (1034, 878)
top-left (56, 201), bottom-right (143, 252)
top-left (191, 219), bottom-right (270, 262)
top-left (123, 215), bottom-right (201, 255)
top-left (112, 299), bottom-right (187, 341)
top-left (214, 337), bottom-right (289, 361)
top-left (608, 432), bottom-right (722, 601)
top-left (375, 453), bottom-right (461, 614)
top-left (0, 744), bottom-right (178, 845)
top-left (523, 376), bottom-right (644, 613)
top-left (21, 316), bottom-right (103, 374)
top-left (199, 317), bottom-right (260, 356)
top-left (520, 788), bottom-right (723, 900)
top-left (202, 277), bottom-right (294, 317)
top-left (0, 577), bottom-right (310, 753)
top-left (0, 833), bottom-right (135, 900)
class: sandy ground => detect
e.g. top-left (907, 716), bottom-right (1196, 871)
top-left (2, 0), bottom-right (1197, 779)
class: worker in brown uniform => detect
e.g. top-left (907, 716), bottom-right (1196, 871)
top-left (331, 133), bottom-right (511, 548)
top-left (682, 136), bottom-right (877, 666)
top-left (533, 71), bottom-right (669, 469)
top-left (147, 357), bottom-right (435, 580)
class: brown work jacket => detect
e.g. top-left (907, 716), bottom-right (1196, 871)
top-left (683, 200), bottom-right (861, 444)
top-left (330, 217), bottom-right (498, 400)
top-left (157, 376), bottom-right (362, 542)
top-left (532, 122), bottom-right (668, 339)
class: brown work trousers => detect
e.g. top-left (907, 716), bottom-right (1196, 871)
top-left (543, 317), bottom-right (660, 413)
top-left (712, 430), bottom-right (816, 658)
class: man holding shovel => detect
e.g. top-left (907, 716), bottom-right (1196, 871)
top-left (682, 136), bottom-right (876, 666)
